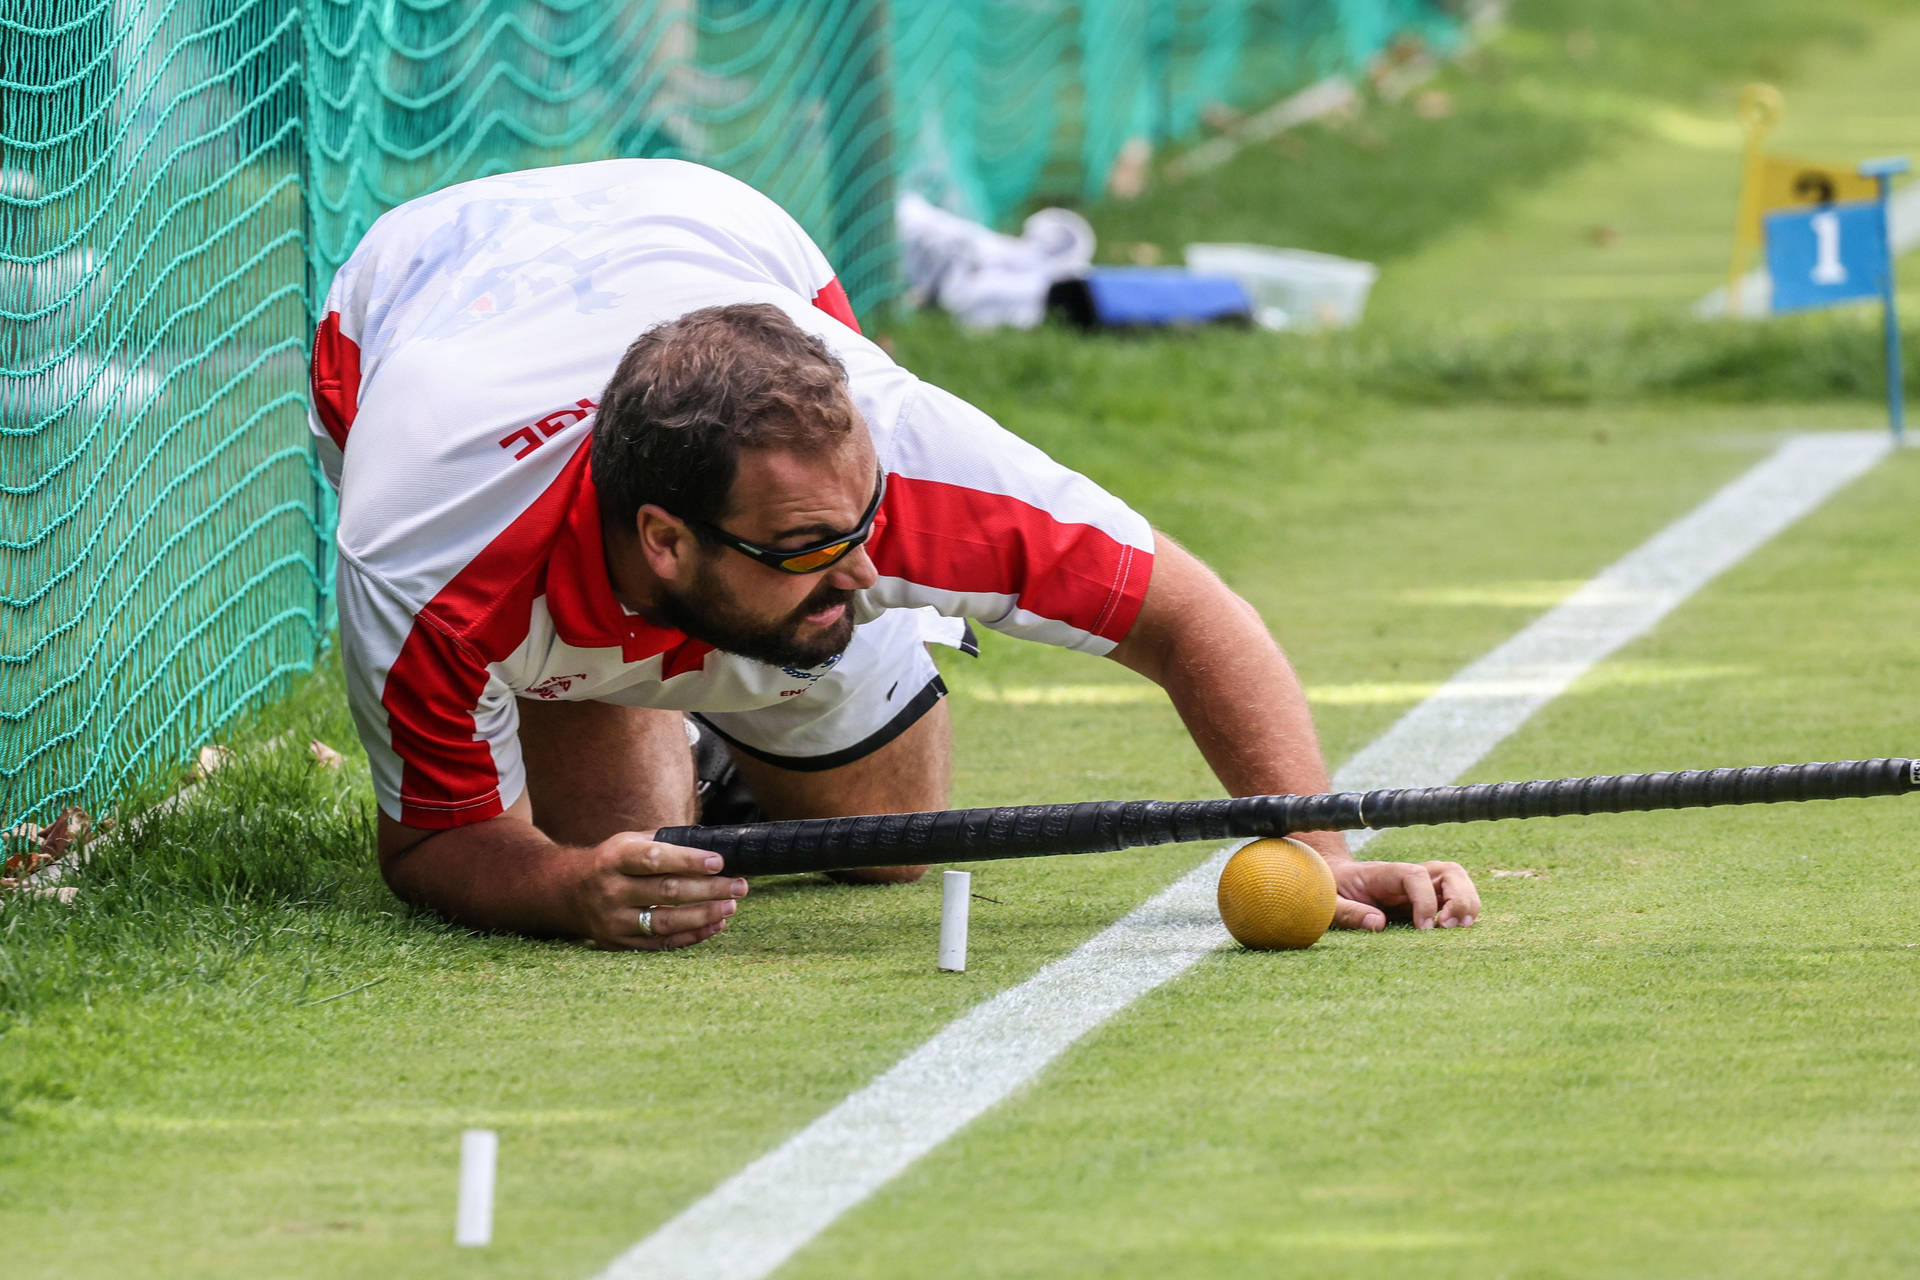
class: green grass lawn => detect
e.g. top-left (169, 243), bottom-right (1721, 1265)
top-left (6, 1), bottom-right (1920, 1276)
top-left (8, 404), bottom-right (1913, 1278)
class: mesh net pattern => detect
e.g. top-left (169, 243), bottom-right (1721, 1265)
top-left (1, 0), bottom-right (1455, 828)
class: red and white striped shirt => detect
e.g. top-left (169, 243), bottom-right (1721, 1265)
top-left (310, 160), bottom-right (1154, 828)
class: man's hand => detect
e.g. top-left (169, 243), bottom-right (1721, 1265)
top-left (573, 832), bottom-right (749, 951)
top-left (377, 801), bottom-right (749, 949)
top-left (1329, 858), bottom-right (1479, 932)
top-left (1109, 536), bottom-right (1486, 940)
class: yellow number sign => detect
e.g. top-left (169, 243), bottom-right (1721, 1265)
top-left (1728, 84), bottom-right (1875, 310)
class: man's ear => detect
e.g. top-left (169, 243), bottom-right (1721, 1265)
top-left (635, 504), bottom-right (698, 582)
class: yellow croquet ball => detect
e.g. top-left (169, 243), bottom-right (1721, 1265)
top-left (1216, 836), bottom-right (1337, 950)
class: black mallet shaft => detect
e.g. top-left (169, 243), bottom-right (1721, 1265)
top-left (655, 757), bottom-right (1920, 877)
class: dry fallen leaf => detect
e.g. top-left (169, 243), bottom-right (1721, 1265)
top-left (1367, 34), bottom-right (1426, 87)
top-left (195, 744), bottom-right (233, 779)
top-left (1490, 867), bottom-right (1546, 879)
top-left (1414, 89), bottom-right (1454, 120)
top-left (1200, 102), bottom-right (1242, 133)
top-left (1107, 137), bottom-right (1152, 201)
top-left (309, 739), bottom-right (345, 771)
top-left (1126, 242), bottom-right (1163, 266)
top-left (41, 807), bottom-right (90, 860)
top-left (2, 807), bottom-right (89, 881)
top-left (1, 852), bottom-right (47, 879)
top-left (3, 821), bottom-right (41, 843)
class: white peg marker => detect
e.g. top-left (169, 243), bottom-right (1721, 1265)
top-left (455, 1128), bottom-right (498, 1246)
top-left (938, 870), bottom-right (971, 971)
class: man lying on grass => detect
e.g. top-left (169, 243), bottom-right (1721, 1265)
top-left (309, 159), bottom-right (1480, 950)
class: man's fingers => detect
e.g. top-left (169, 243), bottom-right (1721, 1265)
top-left (645, 921), bottom-right (728, 950)
top-left (1332, 896), bottom-right (1386, 931)
top-left (598, 915), bottom-right (732, 952)
top-left (1425, 861), bottom-right (1481, 928)
top-left (1328, 859), bottom-right (1481, 932)
top-left (579, 833), bottom-right (748, 948)
top-left (607, 832), bottom-right (725, 878)
top-left (1390, 862), bottom-right (1439, 929)
top-left (643, 899), bottom-right (738, 937)
top-left (618, 873), bottom-right (749, 907)
top-left (595, 899), bottom-right (738, 951)
top-left (653, 917), bottom-right (733, 949)
top-left (595, 833), bottom-right (746, 904)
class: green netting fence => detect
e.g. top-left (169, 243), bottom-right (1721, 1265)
top-left (1, 0), bottom-right (1459, 832)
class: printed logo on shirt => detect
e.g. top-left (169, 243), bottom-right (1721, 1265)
top-left (527, 672), bottom-right (589, 700)
top-left (499, 398), bottom-right (596, 461)
top-left (780, 653), bottom-right (842, 681)
top-left (777, 652), bottom-right (841, 696)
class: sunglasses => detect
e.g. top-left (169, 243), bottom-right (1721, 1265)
top-left (687, 473), bottom-right (886, 575)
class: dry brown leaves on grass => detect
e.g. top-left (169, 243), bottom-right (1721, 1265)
top-left (1200, 102), bottom-right (1243, 133)
top-left (1490, 867), bottom-right (1546, 879)
top-left (193, 744), bottom-right (234, 780)
top-left (1, 806), bottom-right (92, 890)
top-left (1106, 137), bottom-right (1153, 200)
top-left (308, 739), bottom-right (344, 771)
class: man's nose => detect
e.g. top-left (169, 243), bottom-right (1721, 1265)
top-left (827, 544), bottom-right (879, 591)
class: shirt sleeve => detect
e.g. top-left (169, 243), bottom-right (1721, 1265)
top-left (336, 558), bottom-right (525, 829)
top-left (861, 380), bottom-right (1155, 655)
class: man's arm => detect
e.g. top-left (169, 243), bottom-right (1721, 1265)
top-left (1107, 534), bottom-right (1480, 930)
top-left (377, 797), bottom-right (748, 950)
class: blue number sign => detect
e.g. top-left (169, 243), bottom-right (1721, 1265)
top-left (1762, 156), bottom-right (1907, 440)
top-left (1764, 200), bottom-right (1887, 313)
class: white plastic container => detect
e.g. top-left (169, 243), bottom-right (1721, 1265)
top-left (1184, 243), bottom-right (1378, 331)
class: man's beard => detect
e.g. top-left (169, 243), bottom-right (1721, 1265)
top-left (650, 557), bottom-right (857, 670)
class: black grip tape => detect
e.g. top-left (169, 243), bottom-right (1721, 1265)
top-left (653, 758), bottom-right (1915, 876)
top-left (1352, 758), bottom-right (1913, 829)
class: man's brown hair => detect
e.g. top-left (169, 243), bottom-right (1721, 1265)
top-left (592, 302), bottom-right (857, 534)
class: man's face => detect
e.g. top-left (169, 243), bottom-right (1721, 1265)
top-left (650, 435), bottom-right (881, 669)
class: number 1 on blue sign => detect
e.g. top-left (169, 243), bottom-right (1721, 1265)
top-left (1760, 155), bottom-right (1906, 441)
top-left (1809, 210), bottom-right (1846, 286)
top-left (1764, 201), bottom-right (1884, 312)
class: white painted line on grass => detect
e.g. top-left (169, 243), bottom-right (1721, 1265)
top-left (594, 431), bottom-right (1889, 1280)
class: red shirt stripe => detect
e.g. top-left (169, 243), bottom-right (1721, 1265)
top-left (386, 466), bottom-right (565, 827)
top-left (386, 443), bottom-right (711, 828)
top-left (811, 278), bottom-right (860, 333)
top-left (310, 311), bottom-right (361, 449)
top-left (867, 475), bottom-right (1153, 645)
top-left (386, 620), bottom-right (505, 825)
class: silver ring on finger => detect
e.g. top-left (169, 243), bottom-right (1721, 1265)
top-left (635, 907), bottom-right (656, 938)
